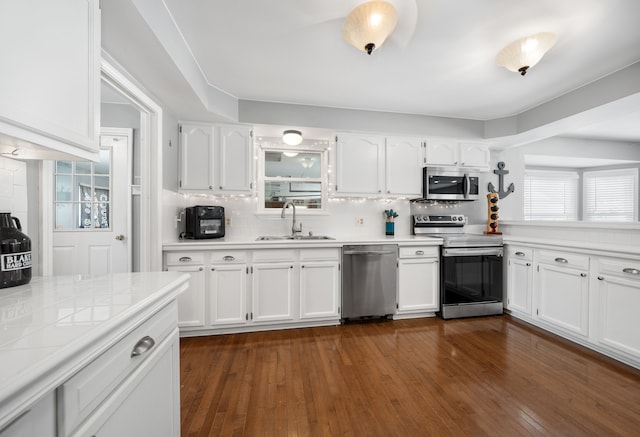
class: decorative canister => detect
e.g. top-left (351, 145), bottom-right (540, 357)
top-left (0, 212), bottom-right (32, 288)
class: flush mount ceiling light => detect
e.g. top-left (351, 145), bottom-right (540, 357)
top-left (282, 129), bottom-right (303, 146)
top-left (343, 1), bottom-right (398, 55)
top-left (496, 32), bottom-right (557, 76)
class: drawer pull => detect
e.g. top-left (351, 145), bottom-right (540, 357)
top-left (555, 257), bottom-right (568, 264)
top-left (130, 336), bottom-right (155, 358)
top-left (526, 263), bottom-right (531, 266)
top-left (515, 251), bottom-right (525, 256)
top-left (179, 256), bottom-right (192, 262)
top-left (580, 273), bottom-right (587, 277)
top-left (598, 276), bottom-right (604, 280)
top-left (623, 268), bottom-right (640, 275)
top-left (415, 250), bottom-right (424, 255)
top-left (223, 255), bottom-right (235, 261)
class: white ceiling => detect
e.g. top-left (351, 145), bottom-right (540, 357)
top-left (101, 0), bottom-right (640, 141)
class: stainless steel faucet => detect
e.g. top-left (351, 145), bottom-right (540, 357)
top-left (281, 201), bottom-right (302, 236)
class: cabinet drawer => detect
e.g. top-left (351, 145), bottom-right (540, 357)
top-left (399, 246), bottom-right (438, 259)
top-left (507, 246), bottom-right (533, 260)
top-left (210, 250), bottom-right (247, 263)
top-left (597, 258), bottom-right (640, 280)
top-left (536, 250), bottom-right (589, 270)
top-left (165, 252), bottom-right (205, 265)
top-left (300, 248), bottom-right (340, 261)
top-left (252, 249), bottom-right (296, 262)
top-left (58, 302), bottom-right (178, 436)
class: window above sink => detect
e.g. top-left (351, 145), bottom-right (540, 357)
top-left (256, 138), bottom-right (330, 214)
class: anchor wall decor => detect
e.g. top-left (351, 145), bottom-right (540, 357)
top-left (488, 161), bottom-right (515, 199)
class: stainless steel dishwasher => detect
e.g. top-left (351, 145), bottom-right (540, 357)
top-left (342, 244), bottom-right (398, 320)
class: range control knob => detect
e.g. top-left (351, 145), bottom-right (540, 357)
top-left (452, 216), bottom-right (457, 221)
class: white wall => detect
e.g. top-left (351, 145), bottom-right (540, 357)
top-left (0, 157), bottom-right (27, 229)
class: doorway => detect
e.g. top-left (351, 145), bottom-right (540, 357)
top-left (40, 58), bottom-right (163, 275)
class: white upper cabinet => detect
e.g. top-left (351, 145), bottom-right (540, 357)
top-left (424, 140), bottom-right (458, 166)
top-left (459, 142), bottom-right (490, 169)
top-left (335, 133), bottom-right (421, 197)
top-left (218, 126), bottom-right (253, 193)
top-left (0, 0), bottom-right (101, 160)
top-left (425, 140), bottom-right (490, 171)
top-left (385, 137), bottom-right (422, 197)
top-left (179, 123), bottom-right (253, 194)
top-left (336, 133), bottom-right (385, 195)
top-left (179, 123), bottom-right (215, 191)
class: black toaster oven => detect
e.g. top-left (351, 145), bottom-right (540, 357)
top-left (184, 206), bottom-right (225, 239)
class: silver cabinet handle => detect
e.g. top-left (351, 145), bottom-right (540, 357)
top-left (415, 250), bottom-right (424, 255)
top-left (179, 256), bottom-right (192, 262)
top-left (580, 273), bottom-right (587, 277)
top-left (515, 251), bottom-right (525, 256)
top-left (131, 336), bottom-right (155, 357)
top-left (597, 276), bottom-right (604, 280)
top-left (622, 268), bottom-right (640, 275)
top-left (526, 263), bottom-right (531, 266)
top-left (198, 267), bottom-right (203, 271)
top-left (223, 255), bottom-right (235, 261)
top-left (555, 258), bottom-right (568, 263)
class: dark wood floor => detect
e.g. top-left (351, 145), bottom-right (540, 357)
top-left (179, 316), bottom-right (640, 436)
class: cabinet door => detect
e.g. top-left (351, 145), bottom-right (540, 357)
top-left (424, 140), bottom-right (458, 166)
top-left (209, 264), bottom-right (248, 326)
top-left (336, 134), bottom-right (385, 195)
top-left (166, 265), bottom-right (206, 328)
top-left (536, 263), bottom-right (589, 337)
top-left (385, 137), bottom-right (422, 197)
top-left (0, 0), bottom-right (100, 156)
top-left (251, 262), bottom-right (294, 323)
top-left (0, 392), bottom-right (55, 437)
top-left (398, 258), bottom-right (439, 312)
top-left (507, 258), bottom-right (533, 315)
top-left (179, 124), bottom-right (215, 191)
top-left (595, 274), bottom-right (640, 359)
top-left (300, 261), bottom-right (340, 320)
top-left (217, 126), bottom-right (253, 194)
top-left (459, 142), bottom-right (489, 169)
top-left (77, 330), bottom-right (180, 437)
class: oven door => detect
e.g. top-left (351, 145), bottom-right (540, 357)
top-left (440, 247), bottom-right (504, 319)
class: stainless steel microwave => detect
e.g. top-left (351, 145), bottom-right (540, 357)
top-left (423, 168), bottom-right (480, 201)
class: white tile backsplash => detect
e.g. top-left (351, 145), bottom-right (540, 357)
top-left (0, 157), bottom-right (28, 234)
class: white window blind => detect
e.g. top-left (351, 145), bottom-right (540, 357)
top-left (524, 170), bottom-right (578, 221)
top-left (583, 168), bottom-right (638, 222)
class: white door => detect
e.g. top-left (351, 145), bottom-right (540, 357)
top-left (51, 130), bottom-right (131, 275)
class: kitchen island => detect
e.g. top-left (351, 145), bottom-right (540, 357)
top-left (0, 272), bottom-right (189, 436)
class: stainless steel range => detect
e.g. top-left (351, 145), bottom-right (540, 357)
top-left (413, 214), bottom-right (504, 319)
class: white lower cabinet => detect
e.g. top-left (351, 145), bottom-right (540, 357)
top-left (251, 262), bottom-right (295, 323)
top-left (506, 246), bottom-right (533, 316)
top-left (164, 247), bottom-right (341, 334)
top-left (505, 243), bottom-right (640, 369)
top-left (165, 252), bottom-right (206, 328)
top-left (594, 257), bottom-right (640, 361)
top-left (59, 301), bottom-right (180, 437)
top-left (209, 263), bottom-right (248, 326)
top-left (397, 246), bottom-right (439, 316)
top-left (0, 392), bottom-right (55, 437)
top-left (300, 261), bottom-right (341, 320)
top-left (534, 250), bottom-right (590, 337)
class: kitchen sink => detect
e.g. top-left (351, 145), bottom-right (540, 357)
top-left (256, 235), bottom-right (334, 241)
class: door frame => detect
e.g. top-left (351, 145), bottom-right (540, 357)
top-left (41, 58), bottom-right (163, 274)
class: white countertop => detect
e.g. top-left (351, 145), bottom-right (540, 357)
top-left (163, 234), bottom-right (444, 251)
top-left (0, 272), bottom-right (189, 429)
top-left (503, 235), bottom-right (640, 257)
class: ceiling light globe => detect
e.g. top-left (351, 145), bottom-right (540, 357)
top-left (282, 130), bottom-right (303, 146)
top-left (496, 32), bottom-right (557, 76)
top-left (343, 1), bottom-right (398, 55)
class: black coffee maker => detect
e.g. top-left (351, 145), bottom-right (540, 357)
top-left (0, 212), bottom-right (32, 288)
